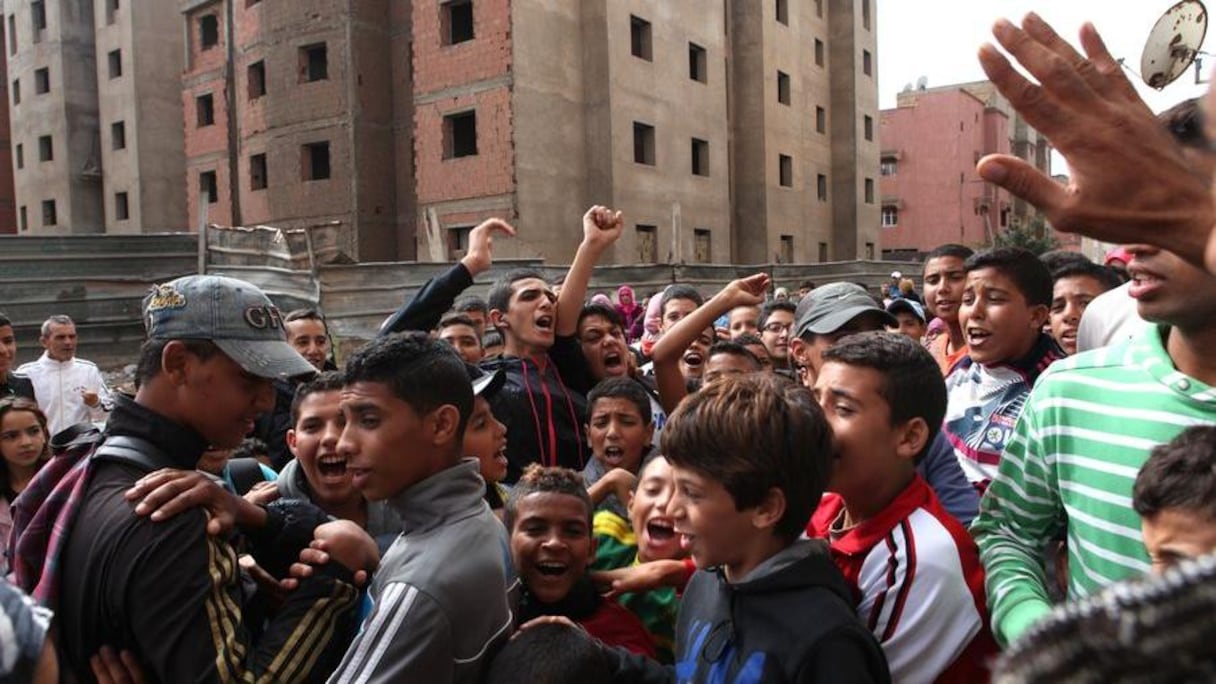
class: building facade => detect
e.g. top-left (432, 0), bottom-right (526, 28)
top-left (878, 80), bottom-right (1054, 259)
top-left (181, 0), bottom-right (879, 265)
top-left (0, 26), bottom-right (15, 233)
top-left (181, 0), bottom-right (404, 260)
top-left (5, 0), bottom-right (185, 234)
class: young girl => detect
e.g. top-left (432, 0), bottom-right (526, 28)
top-left (0, 397), bottom-right (51, 563)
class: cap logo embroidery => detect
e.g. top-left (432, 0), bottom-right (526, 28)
top-left (244, 305), bottom-right (284, 330)
top-left (146, 284), bottom-right (187, 311)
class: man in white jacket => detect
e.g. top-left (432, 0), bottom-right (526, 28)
top-left (17, 315), bottom-right (111, 436)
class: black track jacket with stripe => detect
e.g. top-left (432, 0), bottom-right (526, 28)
top-left (57, 398), bottom-right (361, 682)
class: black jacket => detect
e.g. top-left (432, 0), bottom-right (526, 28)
top-left (378, 261), bottom-right (595, 482)
top-left (380, 262), bottom-right (474, 336)
top-left (606, 539), bottom-right (890, 683)
top-left (481, 339), bottom-right (590, 482)
top-left (57, 396), bottom-right (360, 683)
top-left (0, 372), bottom-right (35, 402)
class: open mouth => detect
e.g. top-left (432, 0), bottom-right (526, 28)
top-left (966, 327), bottom-right (991, 346)
top-left (534, 560), bottom-right (569, 577)
top-left (317, 454), bottom-right (348, 478)
top-left (603, 350), bottom-right (624, 370)
top-left (646, 518), bottom-right (676, 543)
top-left (602, 446), bottom-right (626, 466)
top-left (1128, 269), bottom-right (1164, 300)
top-left (682, 352), bottom-right (704, 368)
top-left (534, 315), bottom-right (555, 334)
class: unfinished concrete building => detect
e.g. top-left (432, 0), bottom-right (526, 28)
top-left (181, 0), bottom-right (405, 259)
top-left (419, 0), bottom-right (881, 264)
top-left (6, 0), bottom-right (185, 234)
top-left (0, 26), bottom-right (15, 233)
top-left (183, 0), bottom-right (879, 264)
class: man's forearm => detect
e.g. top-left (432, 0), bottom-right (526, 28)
top-left (556, 241), bottom-right (602, 336)
top-left (379, 263), bottom-right (474, 336)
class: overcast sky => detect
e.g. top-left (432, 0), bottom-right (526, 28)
top-left (877, 1), bottom-right (1210, 114)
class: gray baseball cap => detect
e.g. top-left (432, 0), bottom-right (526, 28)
top-left (793, 282), bottom-right (896, 338)
top-left (143, 275), bottom-right (316, 379)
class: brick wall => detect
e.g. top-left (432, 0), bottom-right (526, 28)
top-left (415, 87), bottom-right (514, 203)
top-left (413, 0), bottom-right (516, 227)
top-left (183, 2), bottom-right (231, 229)
top-left (412, 0), bottom-right (511, 93)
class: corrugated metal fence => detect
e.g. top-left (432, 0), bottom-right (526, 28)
top-left (0, 234), bottom-right (198, 368)
top-left (1, 227), bottom-right (920, 369)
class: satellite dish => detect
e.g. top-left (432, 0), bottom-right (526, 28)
top-left (1140, 0), bottom-right (1207, 89)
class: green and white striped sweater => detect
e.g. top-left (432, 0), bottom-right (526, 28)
top-left (972, 325), bottom-right (1216, 646)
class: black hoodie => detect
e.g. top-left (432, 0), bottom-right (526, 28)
top-left (480, 339), bottom-right (590, 482)
top-left (605, 539), bottom-right (890, 683)
top-left (377, 261), bottom-right (595, 482)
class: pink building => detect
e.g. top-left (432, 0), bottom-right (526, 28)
top-left (878, 81), bottom-right (1053, 259)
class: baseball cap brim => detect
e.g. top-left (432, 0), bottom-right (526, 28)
top-left (887, 299), bottom-right (926, 323)
top-left (214, 338), bottom-right (317, 379)
top-left (802, 306), bottom-right (897, 336)
top-left (472, 367), bottom-right (506, 398)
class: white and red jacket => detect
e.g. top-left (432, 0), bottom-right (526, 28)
top-left (808, 475), bottom-right (997, 683)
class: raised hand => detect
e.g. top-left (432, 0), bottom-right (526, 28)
top-left (975, 14), bottom-right (1215, 268)
top-left (582, 205), bottom-right (624, 251)
top-left (460, 218), bottom-right (517, 276)
top-left (721, 273), bottom-right (771, 308)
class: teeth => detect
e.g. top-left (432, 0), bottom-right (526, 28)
top-left (318, 455), bottom-right (348, 475)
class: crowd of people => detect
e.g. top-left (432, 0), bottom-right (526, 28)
top-left (2, 12), bottom-right (1216, 684)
